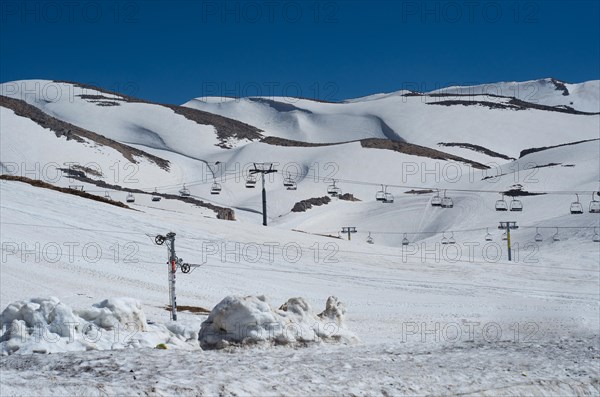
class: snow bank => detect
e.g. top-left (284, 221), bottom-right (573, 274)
top-left (0, 297), bottom-right (199, 355)
top-left (199, 295), bottom-right (359, 349)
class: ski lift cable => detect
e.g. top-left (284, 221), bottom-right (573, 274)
top-left (78, 167), bottom-right (597, 196)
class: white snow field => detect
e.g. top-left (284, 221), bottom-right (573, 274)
top-left (0, 79), bottom-right (599, 395)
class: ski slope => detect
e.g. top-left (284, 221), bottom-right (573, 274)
top-left (1, 78), bottom-right (599, 395)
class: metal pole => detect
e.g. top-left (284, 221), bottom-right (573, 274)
top-left (167, 232), bottom-right (177, 321)
top-left (262, 173), bottom-right (267, 226)
top-left (507, 227), bottom-right (512, 262)
top-left (347, 230), bottom-right (351, 241)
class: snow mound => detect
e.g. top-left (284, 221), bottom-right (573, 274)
top-left (199, 295), bottom-right (359, 349)
top-left (77, 298), bottom-right (148, 332)
top-left (0, 297), bottom-right (199, 355)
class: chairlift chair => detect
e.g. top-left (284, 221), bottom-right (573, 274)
top-left (283, 173), bottom-right (297, 190)
top-left (552, 228), bottom-right (560, 242)
top-left (448, 232), bottom-right (456, 245)
top-left (210, 182), bottom-right (222, 195)
top-left (104, 191), bottom-right (111, 199)
top-left (126, 193), bottom-right (135, 203)
top-left (441, 232), bottom-right (449, 245)
top-left (593, 228), bottom-right (600, 243)
top-left (441, 190), bottom-right (454, 208)
top-left (151, 188), bottom-right (161, 202)
top-left (485, 228), bottom-right (493, 241)
top-left (495, 194), bottom-right (508, 211)
top-left (502, 231), bottom-right (508, 241)
top-left (366, 232), bottom-right (374, 244)
top-left (402, 233), bottom-right (410, 246)
top-left (589, 192), bottom-right (600, 213)
top-left (509, 197), bottom-right (523, 212)
top-left (431, 189), bottom-right (442, 207)
top-left (245, 174), bottom-right (257, 188)
top-left (534, 228), bottom-right (543, 242)
top-left (376, 185), bottom-right (386, 202)
top-left (327, 180), bottom-right (341, 197)
top-left (570, 194), bottom-right (584, 214)
top-left (383, 191), bottom-right (394, 204)
top-left (179, 184), bottom-right (191, 197)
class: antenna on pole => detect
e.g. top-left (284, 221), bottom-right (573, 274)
top-left (249, 162), bottom-right (277, 226)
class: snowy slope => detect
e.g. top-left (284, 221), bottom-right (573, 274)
top-left (430, 78), bottom-right (600, 113)
top-left (184, 80), bottom-right (599, 159)
top-left (1, 175), bottom-right (598, 395)
top-left (1, 77), bottom-right (599, 395)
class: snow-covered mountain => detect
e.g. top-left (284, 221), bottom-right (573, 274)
top-left (1, 78), bottom-right (599, 394)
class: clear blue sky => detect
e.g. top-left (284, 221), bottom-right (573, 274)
top-left (1, 0), bottom-right (599, 104)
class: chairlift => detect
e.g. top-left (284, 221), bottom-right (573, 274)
top-left (441, 232), bottom-right (449, 245)
top-left (431, 189), bottom-right (442, 207)
top-left (552, 228), bottom-right (560, 242)
top-left (485, 228), bottom-right (493, 241)
top-left (501, 231), bottom-right (508, 241)
top-left (104, 191), bottom-right (111, 199)
top-left (448, 232), bottom-right (456, 245)
top-left (570, 194), bottom-right (584, 214)
top-left (151, 188), bottom-right (161, 202)
top-left (534, 227), bottom-right (543, 242)
top-left (509, 197), bottom-right (523, 212)
top-left (593, 228), bottom-right (600, 243)
top-left (246, 174), bottom-right (257, 189)
top-left (126, 193), bottom-right (135, 203)
top-left (283, 173), bottom-right (297, 190)
top-left (210, 182), bottom-right (222, 195)
top-left (441, 190), bottom-right (454, 208)
top-left (376, 185), bottom-right (386, 202)
top-left (402, 233), bottom-right (410, 246)
top-left (327, 180), bottom-right (342, 197)
top-left (589, 192), bottom-right (600, 213)
top-left (495, 194), bottom-right (508, 211)
top-left (383, 186), bottom-right (394, 204)
top-left (179, 184), bottom-right (191, 197)
top-left (366, 232), bottom-right (374, 244)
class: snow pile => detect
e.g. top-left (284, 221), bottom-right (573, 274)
top-left (199, 295), bottom-right (359, 349)
top-left (0, 297), bottom-right (200, 355)
top-left (78, 298), bottom-right (148, 332)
